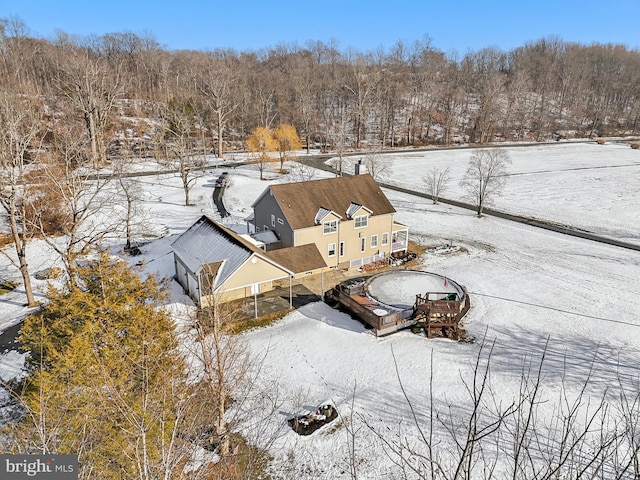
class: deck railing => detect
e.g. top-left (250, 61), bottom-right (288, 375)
top-left (349, 252), bottom-right (386, 269)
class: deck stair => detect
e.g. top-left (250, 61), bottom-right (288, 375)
top-left (413, 293), bottom-right (464, 340)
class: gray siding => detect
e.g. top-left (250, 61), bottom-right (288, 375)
top-left (253, 190), bottom-right (295, 247)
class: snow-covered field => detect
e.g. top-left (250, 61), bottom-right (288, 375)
top-left (1, 143), bottom-right (639, 478)
top-left (349, 142), bottom-right (640, 243)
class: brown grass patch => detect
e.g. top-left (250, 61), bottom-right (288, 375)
top-left (0, 234), bottom-right (13, 248)
top-left (226, 308), bottom-right (294, 335)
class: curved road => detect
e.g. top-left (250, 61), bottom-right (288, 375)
top-left (298, 147), bottom-right (640, 253)
top-left (381, 183), bottom-right (640, 252)
top-left (3, 141), bottom-right (635, 373)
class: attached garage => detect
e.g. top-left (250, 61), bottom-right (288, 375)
top-left (172, 216), bottom-right (295, 306)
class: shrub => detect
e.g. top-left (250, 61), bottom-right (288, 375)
top-left (596, 138), bottom-right (606, 145)
top-left (631, 142), bottom-right (640, 149)
top-left (0, 234), bottom-right (12, 248)
top-left (0, 279), bottom-right (19, 294)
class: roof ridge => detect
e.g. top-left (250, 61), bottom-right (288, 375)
top-left (202, 215), bottom-right (265, 254)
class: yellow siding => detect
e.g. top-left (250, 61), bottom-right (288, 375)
top-left (293, 213), bottom-right (395, 267)
top-left (222, 254), bottom-right (289, 291)
top-left (200, 255), bottom-right (289, 306)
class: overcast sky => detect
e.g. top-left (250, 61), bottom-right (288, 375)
top-left (2, 0), bottom-right (639, 54)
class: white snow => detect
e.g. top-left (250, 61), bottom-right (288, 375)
top-left (348, 142), bottom-right (640, 243)
top-left (0, 145), bottom-right (639, 478)
top-left (366, 270), bottom-right (462, 308)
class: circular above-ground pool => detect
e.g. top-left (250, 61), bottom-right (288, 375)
top-left (365, 270), bottom-right (464, 309)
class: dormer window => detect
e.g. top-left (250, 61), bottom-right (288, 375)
top-left (323, 220), bottom-right (338, 234)
top-left (354, 215), bottom-right (368, 228)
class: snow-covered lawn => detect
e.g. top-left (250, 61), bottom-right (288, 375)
top-left (1, 144), bottom-right (639, 478)
top-left (239, 190), bottom-right (640, 478)
top-left (349, 142), bottom-right (640, 243)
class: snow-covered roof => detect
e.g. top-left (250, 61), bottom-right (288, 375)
top-left (346, 202), bottom-right (361, 218)
top-left (314, 207), bottom-right (342, 224)
top-left (314, 207), bottom-right (332, 224)
top-left (253, 230), bottom-right (280, 244)
top-left (171, 215), bottom-right (261, 288)
top-left (346, 202), bottom-right (372, 218)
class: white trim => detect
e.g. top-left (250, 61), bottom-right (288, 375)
top-left (323, 219), bottom-right (338, 235)
top-left (381, 232), bottom-right (389, 246)
top-left (354, 214), bottom-right (369, 228)
top-left (370, 234), bottom-right (378, 248)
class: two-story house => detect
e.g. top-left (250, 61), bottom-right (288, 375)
top-left (251, 174), bottom-right (408, 269)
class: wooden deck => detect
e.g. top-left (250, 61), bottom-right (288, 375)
top-left (413, 291), bottom-right (470, 340)
top-left (328, 274), bottom-right (470, 339)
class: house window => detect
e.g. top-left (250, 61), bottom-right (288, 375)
top-left (339, 241), bottom-right (345, 257)
top-left (381, 232), bottom-right (389, 246)
top-left (323, 220), bottom-right (337, 234)
top-left (271, 215), bottom-right (275, 227)
top-left (328, 243), bottom-right (336, 257)
top-left (371, 234), bottom-right (378, 248)
top-left (264, 225), bottom-right (268, 232)
top-left (277, 217), bottom-right (284, 225)
top-left (354, 215), bottom-right (368, 228)
top-left (360, 236), bottom-right (366, 252)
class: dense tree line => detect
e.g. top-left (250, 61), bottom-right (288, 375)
top-left (1, 18), bottom-right (639, 162)
top-left (1, 17), bottom-right (640, 478)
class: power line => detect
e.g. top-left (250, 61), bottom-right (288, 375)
top-left (469, 291), bottom-right (639, 328)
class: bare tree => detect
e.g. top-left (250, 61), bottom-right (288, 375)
top-left (197, 55), bottom-right (241, 159)
top-left (361, 338), bottom-right (631, 480)
top-left (192, 290), bottom-right (251, 457)
top-left (55, 48), bottom-right (124, 167)
top-left (0, 91), bottom-right (44, 306)
top-left (424, 167), bottom-right (451, 204)
top-left (112, 145), bottom-right (150, 254)
top-left (285, 161), bottom-right (317, 183)
top-left (32, 124), bottom-right (117, 286)
top-left (460, 149), bottom-right (511, 217)
top-left (156, 102), bottom-right (206, 206)
top-left (362, 149), bottom-right (390, 182)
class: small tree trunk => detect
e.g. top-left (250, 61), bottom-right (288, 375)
top-left (18, 254), bottom-right (37, 307)
top-left (183, 184), bottom-right (190, 206)
top-left (125, 197), bottom-right (133, 251)
top-left (8, 203), bottom-right (37, 306)
top-left (217, 113), bottom-right (224, 159)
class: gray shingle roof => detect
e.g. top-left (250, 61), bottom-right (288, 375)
top-left (172, 216), bottom-right (262, 288)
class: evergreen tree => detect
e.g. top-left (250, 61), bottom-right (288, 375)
top-left (11, 252), bottom-right (193, 479)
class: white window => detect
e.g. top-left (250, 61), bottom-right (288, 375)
top-left (271, 215), bottom-right (275, 227)
top-left (360, 236), bottom-right (366, 252)
top-left (339, 241), bottom-right (345, 257)
top-left (277, 217), bottom-right (284, 225)
top-left (354, 215), bottom-right (368, 228)
top-left (381, 232), bottom-right (389, 246)
top-left (328, 243), bottom-right (336, 257)
top-left (323, 220), bottom-right (338, 234)
top-left (371, 234), bottom-right (378, 248)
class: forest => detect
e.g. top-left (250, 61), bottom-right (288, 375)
top-left (1, 16), bottom-right (639, 163)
